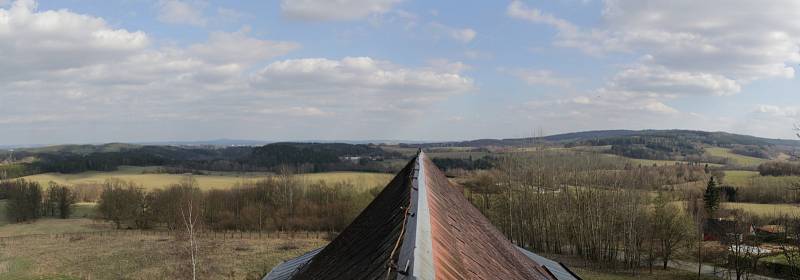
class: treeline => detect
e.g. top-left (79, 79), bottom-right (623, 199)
top-left (431, 157), bottom-right (493, 172)
top-left (0, 180), bottom-right (76, 222)
top-left (571, 134), bottom-right (705, 160)
top-left (14, 143), bottom-right (404, 177)
top-left (758, 161), bottom-right (800, 176)
top-left (0, 163), bottom-right (38, 180)
top-left (474, 151), bottom-right (708, 191)
top-left (96, 176), bottom-right (380, 232)
top-left (731, 145), bottom-right (772, 159)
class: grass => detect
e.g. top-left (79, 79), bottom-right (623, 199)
top-left (723, 202), bottom-right (800, 218)
top-left (572, 267), bottom-right (717, 280)
top-left (0, 218), bottom-right (110, 238)
top-left (706, 147), bottom-right (770, 167)
top-left (0, 232), bottom-right (326, 279)
top-left (722, 170), bottom-right (760, 186)
top-left (0, 200), bottom-right (104, 237)
top-left (20, 166), bottom-right (392, 191)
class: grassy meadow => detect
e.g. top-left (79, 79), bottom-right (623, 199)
top-left (705, 147), bottom-right (770, 167)
top-left (722, 202), bottom-right (800, 218)
top-left (0, 233), bottom-right (326, 280)
top-left (19, 166), bottom-right (392, 191)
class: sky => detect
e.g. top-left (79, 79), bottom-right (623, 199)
top-left (1, 0), bottom-right (799, 145)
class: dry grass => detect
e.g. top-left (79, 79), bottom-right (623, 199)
top-left (572, 267), bottom-right (717, 280)
top-left (722, 170), bottom-right (760, 186)
top-left (20, 167), bottom-right (392, 191)
top-left (723, 202), bottom-right (800, 218)
top-left (706, 147), bottom-right (769, 167)
top-left (0, 232), bottom-right (326, 280)
top-left (0, 218), bottom-right (110, 238)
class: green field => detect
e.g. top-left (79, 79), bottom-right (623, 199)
top-left (706, 147), bottom-right (770, 167)
top-left (723, 202), bottom-right (800, 218)
top-left (571, 267), bottom-right (716, 280)
top-left (723, 170), bottom-right (760, 186)
top-left (20, 166), bottom-right (392, 190)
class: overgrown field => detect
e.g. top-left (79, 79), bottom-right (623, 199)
top-left (705, 147), bottom-right (770, 167)
top-left (0, 233), bottom-right (326, 280)
top-left (20, 167), bottom-right (392, 190)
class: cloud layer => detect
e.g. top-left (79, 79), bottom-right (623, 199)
top-left (0, 0), bottom-right (474, 143)
top-left (507, 0), bottom-right (800, 137)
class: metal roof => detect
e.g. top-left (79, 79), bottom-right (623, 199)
top-left (516, 246), bottom-right (582, 280)
top-left (264, 152), bottom-right (572, 280)
top-left (263, 247), bottom-right (323, 280)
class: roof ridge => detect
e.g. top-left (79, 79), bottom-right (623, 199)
top-left (394, 152), bottom-right (435, 279)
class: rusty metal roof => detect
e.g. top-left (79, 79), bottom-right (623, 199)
top-left (265, 152), bottom-right (567, 280)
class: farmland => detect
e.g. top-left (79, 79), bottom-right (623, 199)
top-left (20, 167), bottom-right (392, 191)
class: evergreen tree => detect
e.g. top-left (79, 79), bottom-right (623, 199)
top-left (703, 176), bottom-right (720, 216)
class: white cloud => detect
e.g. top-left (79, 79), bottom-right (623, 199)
top-left (188, 28), bottom-right (299, 64)
top-left (251, 57), bottom-right (473, 98)
top-left (0, 1), bottom-right (475, 143)
top-left (508, 69), bottom-right (572, 88)
top-left (430, 22), bottom-right (476, 43)
top-left (451, 28), bottom-right (476, 43)
top-left (609, 65), bottom-right (741, 96)
top-left (0, 0), bottom-right (149, 79)
top-left (734, 105), bottom-right (800, 139)
top-left (508, 0), bottom-right (800, 98)
top-left (280, 0), bottom-right (402, 21)
top-left (754, 105), bottom-right (799, 118)
top-left (427, 59), bottom-right (471, 74)
top-left (507, 1), bottom-right (577, 34)
top-left (157, 0), bottom-right (206, 26)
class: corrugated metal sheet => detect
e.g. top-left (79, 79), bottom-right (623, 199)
top-left (422, 155), bottom-right (555, 280)
top-left (288, 156), bottom-right (415, 280)
top-left (516, 246), bottom-right (581, 280)
top-left (263, 247), bottom-right (324, 280)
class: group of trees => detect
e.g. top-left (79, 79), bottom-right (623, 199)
top-left (461, 152), bottom-right (702, 273)
top-left (96, 175), bottom-right (379, 232)
top-left (1, 180), bottom-right (76, 222)
top-left (460, 147), bottom-right (800, 278)
top-left (758, 161), bottom-right (800, 176)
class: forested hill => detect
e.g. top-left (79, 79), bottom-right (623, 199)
top-left (0, 142), bottom-right (404, 177)
top-left (401, 130), bottom-right (800, 162)
top-left (403, 130), bottom-right (800, 148)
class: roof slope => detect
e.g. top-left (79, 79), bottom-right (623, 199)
top-left (288, 156), bottom-right (415, 280)
top-left (265, 152), bottom-right (569, 280)
top-left (422, 155), bottom-right (553, 280)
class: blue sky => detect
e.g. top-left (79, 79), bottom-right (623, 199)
top-left (1, 0), bottom-right (799, 145)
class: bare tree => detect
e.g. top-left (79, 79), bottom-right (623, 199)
top-left (177, 176), bottom-right (203, 280)
top-left (794, 123), bottom-right (800, 139)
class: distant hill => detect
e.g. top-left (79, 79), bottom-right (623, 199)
top-left (542, 130), bottom-right (800, 147)
top-left (403, 130), bottom-right (800, 148)
top-left (402, 130), bottom-right (800, 164)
